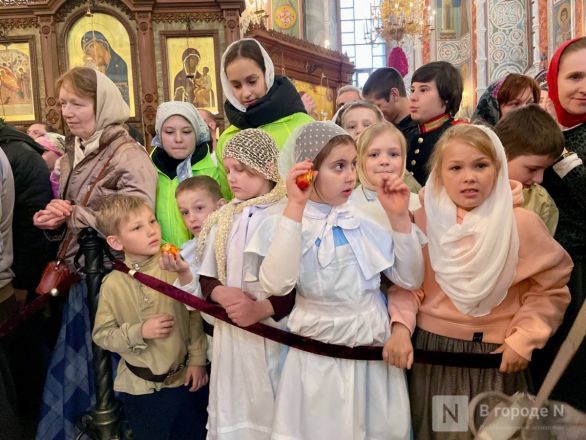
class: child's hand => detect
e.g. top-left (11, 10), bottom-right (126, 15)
top-left (382, 322), bottom-right (414, 369)
top-left (225, 294), bottom-right (271, 327)
top-left (210, 286), bottom-right (248, 309)
top-left (141, 313), bottom-right (174, 339)
top-left (492, 343), bottom-right (529, 373)
top-left (184, 365), bottom-right (209, 392)
top-left (159, 250), bottom-right (189, 273)
top-left (377, 174), bottom-right (410, 216)
top-left (287, 160), bottom-right (315, 204)
top-left (377, 174), bottom-right (412, 233)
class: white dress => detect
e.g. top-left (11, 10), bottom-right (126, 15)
top-left (198, 201), bottom-right (288, 440)
top-left (247, 200), bottom-right (424, 440)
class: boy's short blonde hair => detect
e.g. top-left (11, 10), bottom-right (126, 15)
top-left (356, 122), bottom-right (407, 189)
top-left (96, 195), bottom-right (152, 237)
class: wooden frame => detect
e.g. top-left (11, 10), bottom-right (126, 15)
top-left (0, 36), bottom-right (40, 124)
top-left (160, 30), bottom-right (223, 116)
top-left (62, 8), bottom-right (140, 119)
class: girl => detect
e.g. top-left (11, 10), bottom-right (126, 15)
top-left (196, 128), bottom-right (293, 439)
top-left (248, 121), bottom-right (424, 439)
top-left (334, 99), bottom-right (383, 140)
top-left (351, 122), bottom-right (421, 226)
top-left (385, 124), bottom-right (572, 439)
top-left (151, 101), bottom-right (229, 246)
top-left (216, 38), bottom-right (313, 162)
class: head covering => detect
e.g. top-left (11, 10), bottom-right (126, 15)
top-left (81, 31), bottom-right (109, 52)
top-left (153, 101), bottom-right (210, 147)
top-left (94, 69), bottom-right (130, 132)
top-left (181, 47), bottom-right (201, 68)
top-left (223, 128), bottom-right (280, 182)
top-left (423, 124), bottom-right (519, 317)
top-left (220, 38), bottom-right (275, 113)
top-left (37, 132), bottom-right (66, 156)
top-left (280, 121), bottom-right (349, 176)
top-left (470, 77), bottom-right (507, 127)
top-left (547, 37), bottom-right (586, 128)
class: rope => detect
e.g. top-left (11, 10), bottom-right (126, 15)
top-left (0, 294), bottom-right (51, 339)
top-left (112, 260), bottom-right (502, 367)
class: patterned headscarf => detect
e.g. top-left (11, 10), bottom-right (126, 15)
top-left (223, 129), bottom-right (280, 182)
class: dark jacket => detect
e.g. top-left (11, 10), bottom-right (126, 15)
top-left (0, 121), bottom-right (52, 290)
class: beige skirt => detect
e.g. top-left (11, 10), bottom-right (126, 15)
top-left (409, 328), bottom-right (532, 440)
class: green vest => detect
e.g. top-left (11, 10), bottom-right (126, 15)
top-left (153, 150), bottom-right (229, 246)
top-left (216, 112), bottom-right (314, 199)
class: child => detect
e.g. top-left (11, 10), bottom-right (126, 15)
top-left (248, 121), bottom-right (424, 439)
top-left (385, 124), bottom-right (572, 439)
top-left (352, 122), bottom-right (421, 225)
top-left (216, 38), bottom-right (313, 160)
top-left (407, 61), bottom-right (466, 185)
top-left (196, 128), bottom-right (294, 439)
top-left (335, 99), bottom-right (384, 140)
top-left (93, 195), bottom-right (208, 440)
top-left (151, 101), bottom-right (229, 247)
top-left (494, 104), bottom-right (564, 235)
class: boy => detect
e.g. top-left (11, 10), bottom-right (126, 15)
top-left (494, 104), bottom-right (564, 235)
top-left (93, 195), bottom-right (208, 440)
top-left (407, 61), bottom-right (466, 184)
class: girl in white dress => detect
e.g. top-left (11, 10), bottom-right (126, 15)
top-left (196, 128), bottom-right (291, 440)
top-left (247, 121), bottom-right (424, 440)
top-left (351, 122), bottom-right (421, 229)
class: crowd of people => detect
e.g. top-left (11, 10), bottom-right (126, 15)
top-left (0, 35), bottom-right (584, 439)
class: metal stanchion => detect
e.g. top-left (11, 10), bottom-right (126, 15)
top-left (78, 228), bottom-right (120, 440)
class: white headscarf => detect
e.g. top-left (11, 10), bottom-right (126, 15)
top-left (220, 38), bottom-right (275, 113)
top-left (153, 101), bottom-right (210, 147)
top-left (424, 124), bottom-right (519, 317)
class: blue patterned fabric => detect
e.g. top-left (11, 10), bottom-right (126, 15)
top-left (36, 282), bottom-right (95, 440)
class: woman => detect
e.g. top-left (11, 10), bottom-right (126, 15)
top-left (33, 66), bottom-right (157, 439)
top-left (537, 37), bottom-right (586, 413)
top-left (216, 38), bottom-right (313, 165)
top-left (151, 101), bottom-right (229, 246)
top-left (472, 73), bottom-right (540, 126)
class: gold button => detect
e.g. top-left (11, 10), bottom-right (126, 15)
top-left (414, 149), bottom-right (420, 154)
top-left (411, 160), bottom-right (416, 166)
top-left (418, 137), bottom-right (423, 144)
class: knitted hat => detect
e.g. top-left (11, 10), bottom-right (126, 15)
top-left (223, 128), bottom-right (280, 182)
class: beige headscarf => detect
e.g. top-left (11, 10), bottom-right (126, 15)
top-left (424, 124), bottom-right (519, 317)
top-left (73, 69), bottom-right (129, 166)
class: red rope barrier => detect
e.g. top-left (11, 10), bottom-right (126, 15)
top-left (0, 294), bottom-right (51, 339)
top-left (112, 261), bottom-right (502, 367)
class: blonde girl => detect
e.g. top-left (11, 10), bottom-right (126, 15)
top-left (335, 99), bottom-right (384, 140)
top-left (247, 121), bottom-right (424, 439)
top-left (386, 124), bottom-right (572, 439)
top-left (352, 122), bottom-right (420, 228)
top-left (196, 128), bottom-right (291, 440)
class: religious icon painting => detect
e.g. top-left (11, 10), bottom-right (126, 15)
top-left (161, 33), bottom-right (221, 115)
top-left (0, 37), bottom-right (39, 123)
top-left (550, 0), bottom-right (575, 55)
top-left (66, 12), bottom-right (137, 117)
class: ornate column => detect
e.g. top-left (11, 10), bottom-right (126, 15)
top-left (223, 9), bottom-right (241, 45)
top-left (36, 14), bottom-right (61, 128)
top-left (135, 11), bottom-right (158, 144)
top-left (475, 0), bottom-right (488, 99)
